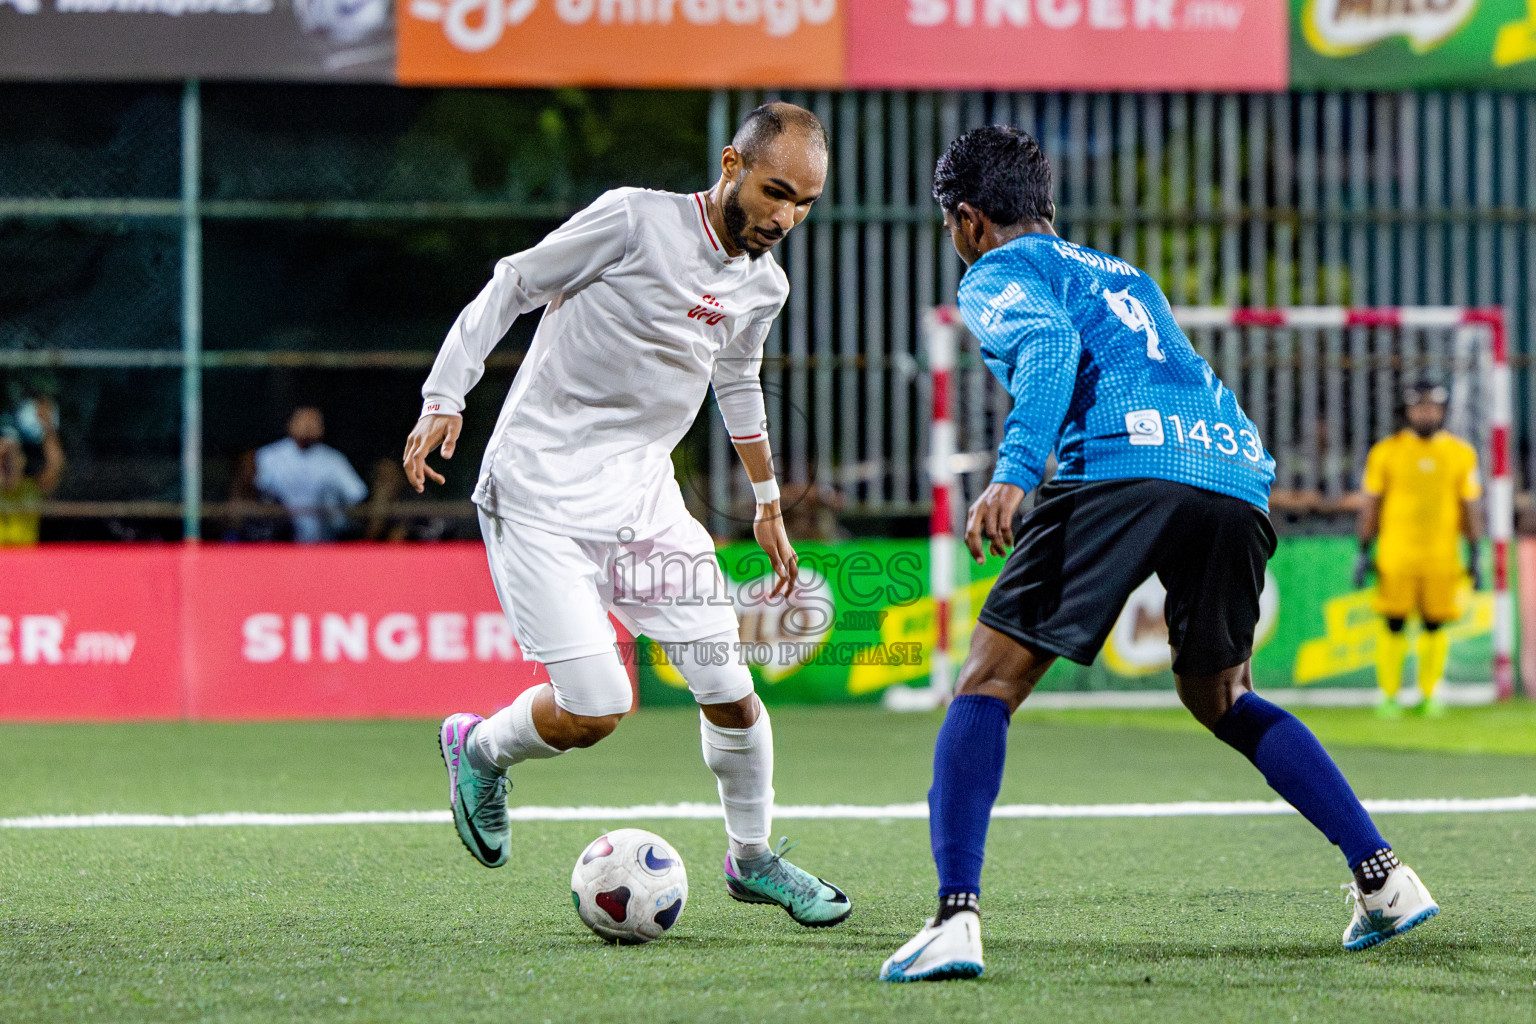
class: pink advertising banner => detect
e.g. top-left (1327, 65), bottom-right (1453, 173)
top-left (844, 0), bottom-right (1289, 91)
top-left (0, 543), bottom-right (635, 722)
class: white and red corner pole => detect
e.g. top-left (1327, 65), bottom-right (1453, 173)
top-left (1467, 309), bottom-right (1517, 700)
top-left (929, 307), bottom-right (960, 697)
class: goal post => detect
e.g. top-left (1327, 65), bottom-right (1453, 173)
top-left (1174, 307), bottom-right (1515, 701)
top-left (882, 306), bottom-right (961, 713)
top-left (895, 305), bottom-right (1515, 709)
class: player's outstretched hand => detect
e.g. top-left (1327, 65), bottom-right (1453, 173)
top-left (965, 482), bottom-right (1025, 564)
top-left (753, 500), bottom-right (800, 598)
top-left (403, 413), bottom-right (462, 493)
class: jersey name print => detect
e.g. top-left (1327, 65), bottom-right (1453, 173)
top-left (957, 234), bottom-right (1275, 510)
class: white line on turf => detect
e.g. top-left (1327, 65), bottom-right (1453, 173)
top-left (1017, 681), bottom-right (1495, 710)
top-left (2, 795), bottom-right (1533, 829)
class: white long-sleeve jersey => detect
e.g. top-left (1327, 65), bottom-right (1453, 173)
top-left (421, 187), bottom-right (787, 541)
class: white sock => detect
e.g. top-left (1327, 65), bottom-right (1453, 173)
top-left (700, 706), bottom-right (774, 863)
top-left (473, 684), bottom-right (562, 769)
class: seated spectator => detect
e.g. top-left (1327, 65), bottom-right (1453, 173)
top-left (0, 399), bottom-right (65, 547)
top-left (254, 407), bottom-right (367, 543)
top-left (223, 449), bottom-right (286, 542)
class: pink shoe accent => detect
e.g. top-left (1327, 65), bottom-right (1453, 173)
top-left (439, 712), bottom-right (484, 806)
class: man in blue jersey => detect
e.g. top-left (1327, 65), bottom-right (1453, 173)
top-left (879, 126), bottom-right (1440, 983)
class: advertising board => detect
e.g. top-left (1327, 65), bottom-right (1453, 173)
top-left (0, 0), bottom-right (395, 80)
top-left (0, 543), bottom-right (623, 721)
top-left (635, 536), bottom-right (1503, 705)
top-left (397, 0), bottom-right (845, 86)
top-left (845, 0), bottom-right (1288, 90)
top-left (1292, 0), bottom-right (1536, 88)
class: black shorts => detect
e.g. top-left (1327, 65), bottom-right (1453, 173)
top-left (977, 478), bottom-right (1277, 676)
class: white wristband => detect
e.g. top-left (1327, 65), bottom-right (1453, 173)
top-left (751, 477), bottom-right (781, 504)
top-left (420, 399), bottom-right (461, 419)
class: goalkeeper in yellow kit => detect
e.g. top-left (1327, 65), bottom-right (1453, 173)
top-left (1355, 381), bottom-right (1483, 717)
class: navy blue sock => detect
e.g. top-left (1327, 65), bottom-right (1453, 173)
top-left (1214, 692), bottom-right (1387, 869)
top-left (930, 694), bottom-right (1011, 898)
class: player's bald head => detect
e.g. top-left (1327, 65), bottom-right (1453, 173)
top-left (732, 102), bottom-right (828, 168)
top-left (714, 102), bottom-right (826, 261)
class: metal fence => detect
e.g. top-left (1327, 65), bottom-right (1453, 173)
top-left (4, 85), bottom-right (1536, 536)
top-left (940, 310), bottom-right (1503, 526)
top-left (709, 89), bottom-right (1536, 527)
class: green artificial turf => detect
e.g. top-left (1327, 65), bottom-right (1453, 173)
top-left (2, 705), bottom-right (1534, 1023)
top-left (4, 702), bottom-right (1534, 816)
top-left (1021, 700), bottom-right (1536, 757)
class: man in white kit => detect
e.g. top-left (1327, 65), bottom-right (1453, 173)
top-left (402, 103), bottom-right (850, 927)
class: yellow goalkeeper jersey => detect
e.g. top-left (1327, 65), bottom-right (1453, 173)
top-left (1363, 429), bottom-right (1480, 573)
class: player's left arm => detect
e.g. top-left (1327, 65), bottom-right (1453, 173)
top-left (713, 312), bottom-right (797, 597)
top-left (1355, 441), bottom-right (1387, 588)
top-left (1458, 442), bottom-right (1485, 587)
top-left (964, 270), bottom-right (1081, 563)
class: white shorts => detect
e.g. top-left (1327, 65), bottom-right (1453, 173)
top-left (479, 509), bottom-right (740, 665)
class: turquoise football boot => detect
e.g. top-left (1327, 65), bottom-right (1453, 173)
top-left (725, 837), bottom-right (851, 927)
top-left (438, 713), bottom-right (511, 868)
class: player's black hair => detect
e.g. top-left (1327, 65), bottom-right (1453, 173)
top-left (932, 125), bottom-right (1054, 227)
top-left (732, 102), bottom-right (828, 166)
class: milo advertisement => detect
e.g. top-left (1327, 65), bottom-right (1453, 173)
top-left (1292, 0), bottom-right (1536, 88)
top-left (636, 537), bottom-right (1502, 705)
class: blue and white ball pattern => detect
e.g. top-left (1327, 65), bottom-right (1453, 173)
top-left (571, 829), bottom-right (688, 944)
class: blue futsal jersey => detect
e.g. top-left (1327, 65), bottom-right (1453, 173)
top-left (957, 234), bottom-right (1275, 511)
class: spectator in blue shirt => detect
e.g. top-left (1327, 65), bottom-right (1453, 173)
top-left (254, 407), bottom-right (368, 543)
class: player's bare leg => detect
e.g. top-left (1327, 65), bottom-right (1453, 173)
top-left (527, 688), bottom-right (626, 749)
top-left (1172, 657), bottom-right (1252, 729)
top-left (952, 622), bottom-right (1056, 711)
top-left (1178, 655), bottom-right (1439, 949)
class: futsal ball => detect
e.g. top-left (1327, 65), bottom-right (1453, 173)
top-left (571, 829), bottom-right (688, 944)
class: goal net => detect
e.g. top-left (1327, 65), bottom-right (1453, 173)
top-left (890, 306), bottom-right (1515, 710)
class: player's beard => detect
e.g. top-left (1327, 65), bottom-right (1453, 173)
top-left (1408, 410), bottom-right (1444, 438)
top-left (722, 184), bottom-right (774, 261)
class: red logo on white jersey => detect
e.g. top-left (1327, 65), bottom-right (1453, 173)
top-left (687, 294), bottom-right (727, 327)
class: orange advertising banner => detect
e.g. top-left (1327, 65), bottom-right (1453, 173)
top-left (845, 0), bottom-right (1288, 90)
top-left (398, 0), bottom-right (845, 87)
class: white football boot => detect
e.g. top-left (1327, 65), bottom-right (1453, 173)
top-left (1341, 864), bottom-right (1439, 950)
top-left (880, 911), bottom-right (984, 982)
